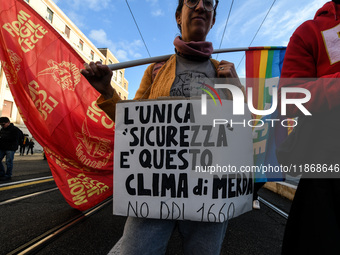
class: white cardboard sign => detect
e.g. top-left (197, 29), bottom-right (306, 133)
top-left (113, 99), bottom-right (253, 222)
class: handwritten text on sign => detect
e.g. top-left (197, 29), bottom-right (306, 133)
top-left (114, 99), bottom-right (253, 222)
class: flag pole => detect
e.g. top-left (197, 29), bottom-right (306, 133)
top-left (107, 46), bottom-right (285, 71)
top-left (108, 54), bottom-right (172, 71)
top-left (107, 47), bottom-right (252, 71)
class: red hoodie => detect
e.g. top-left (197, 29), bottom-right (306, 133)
top-left (280, 1), bottom-right (340, 116)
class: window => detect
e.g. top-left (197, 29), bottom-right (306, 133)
top-left (118, 71), bottom-right (123, 84)
top-left (90, 50), bottom-right (94, 60)
top-left (65, 26), bottom-right (70, 38)
top-left (100, 59), bottom-right (103, 63)
top-left (119, 92), bottom-right (121, 97)
top-left (108, 59), bottom-right (113, 65)
top-left (124, 96), bottom-right (126, 100)
top-left (46, 8), bottom-right (53, 23)
top-left (124, 82), bottom-right (127, 89)
top-left (112, 70), bottom-right (117, 81)
top-left (79, 40), bottom-right (84, 51)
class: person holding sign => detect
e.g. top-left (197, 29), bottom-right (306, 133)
top-left (82, 0), bottom-right (246, 254)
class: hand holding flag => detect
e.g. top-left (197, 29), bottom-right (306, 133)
top-left (81, 61), bottom-right (116, 100)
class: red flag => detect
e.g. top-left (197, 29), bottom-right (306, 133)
top-left (0, 0), bottom-right (114, 210)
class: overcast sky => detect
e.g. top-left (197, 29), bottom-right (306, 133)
top-left (52, 0), bottom-right (329, 99)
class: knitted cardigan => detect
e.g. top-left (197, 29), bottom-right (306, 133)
top-left (97, 54), bottom-right (245, 121)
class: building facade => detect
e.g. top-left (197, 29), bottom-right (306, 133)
top-left (0, 0), bottom-right (128, 150)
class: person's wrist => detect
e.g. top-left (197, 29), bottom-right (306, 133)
top-left (102, 87), bottom-right (115, 100)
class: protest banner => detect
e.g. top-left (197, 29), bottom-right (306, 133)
top-left (0, 0), bottom-right (114, 210)
top-left (113, 99), bottom-right (253, 222)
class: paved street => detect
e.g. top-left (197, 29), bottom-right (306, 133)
top-left (0, 156), bottom-right (291, 255)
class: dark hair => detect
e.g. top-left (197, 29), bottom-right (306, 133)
top-left (176, 0), bottom-right (219, 32)
top-left (0, 117), bottom-right (10, 124)
top-left (333, 0), bottom-right (340, 3)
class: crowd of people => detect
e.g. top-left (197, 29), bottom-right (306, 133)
top-left (1, 0), bottom-right (339, 253)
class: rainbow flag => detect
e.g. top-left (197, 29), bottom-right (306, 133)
top-left (246, 47), bottom-right (285, 113)
top-left (246, 47), bottom-right (287, 182)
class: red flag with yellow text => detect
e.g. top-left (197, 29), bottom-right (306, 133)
top-left (0, 0), bottom-right (114, 210)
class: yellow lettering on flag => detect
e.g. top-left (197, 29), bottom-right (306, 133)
top-left (67, 174), bottom-right (109, 206)
top-left (28, 80), bottom-right (59, 120)
top-left (87, 101), bottom-right (114, 129)
top-left (2, 10), bottom-right (48, 53)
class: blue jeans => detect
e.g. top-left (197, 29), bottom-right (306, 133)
top-left (0, 150), bottom-right (15, 177)
top-left (111, 217), bottom-right (228, 255)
